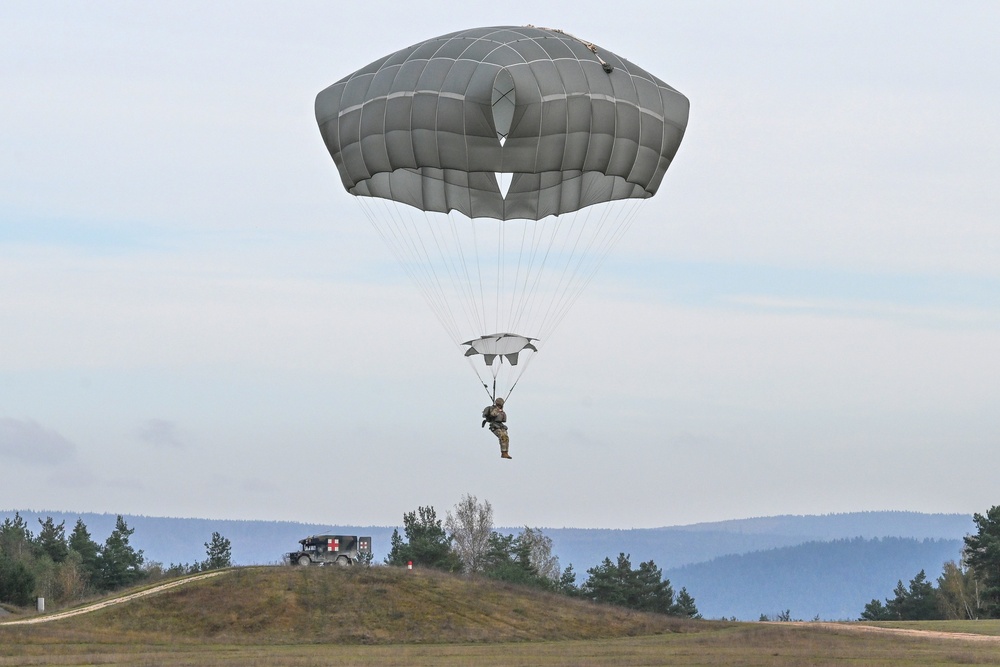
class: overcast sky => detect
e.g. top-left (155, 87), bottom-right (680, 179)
top-left (2, 2), bottom-right (998, 529)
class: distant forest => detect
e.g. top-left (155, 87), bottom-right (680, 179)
top-left (665, 537), bottom-right (962, 620)
top-left (1, 509), bottom-right (977, 621)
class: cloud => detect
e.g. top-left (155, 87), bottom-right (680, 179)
top-left (137, 419), bottom-right (185, 449)
top-left (0, 418), bottom-right (76, 466)
top-left (43, 464), bottom-right (101, 489)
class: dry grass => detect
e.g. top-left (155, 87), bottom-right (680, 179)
top-left (2, 566), bottom-right (1000, 666)
top-left (2, 566), bottom-right (700, 643)
top-left (4, 625), bottom-right (1000, 666)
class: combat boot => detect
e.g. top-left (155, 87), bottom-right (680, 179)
top-left (501, 451), bottom-right (512, 459)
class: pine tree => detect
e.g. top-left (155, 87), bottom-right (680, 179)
top-left (96, 515), bottom-right (144, 590)
top-left (581, 552), bottom-right (692, 616)
top-left (557, 563), bottom-right (579, 596)
top-left (68, 518), bottom-right (100, 587)
top-left (673, 587), bottom-right (701, 618)
top-left (0, 513), bottom-right (34, 561)
top-left (860, 598), bottom-right (892, 621)
top-left (583, 554), bottom-right (631, 608)
top-left (632, 558), bottom-right (674, 613)
top-left (385, 506), bottom-right (460, 571)
top-left (36, 517), bottom-right (69, 563)
top-left (0, 554), bottom-right (35, 606)
top-left (964, 505), bottom-right (1000, 617)
top-left (885, 570), bottom-right (941, 620)
top-left (203, 532), bottom-right (232, 570)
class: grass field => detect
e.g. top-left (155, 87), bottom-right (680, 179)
top-left (2, 566), bottom-right (999, 666)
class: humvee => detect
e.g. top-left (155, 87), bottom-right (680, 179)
top-left (286, 534), bottom-right (371, 566)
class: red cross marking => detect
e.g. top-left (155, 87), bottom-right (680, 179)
top-left (328, 538), bottom-right (339, 552)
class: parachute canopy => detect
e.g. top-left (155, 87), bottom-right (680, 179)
top-left (315, 26), bottom-right (689, 221)
top-left (316, 26), bottom-right (688, 399)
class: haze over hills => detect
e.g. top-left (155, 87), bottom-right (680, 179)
top-left (2, 509), bottom-right (974, 621)
top-left (663, 536), bottom-right (963, 620)
top-left (542, 511), bottom-right (973, 575)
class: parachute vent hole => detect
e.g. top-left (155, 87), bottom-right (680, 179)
top-left (492, 69), bottom-right (515, 145)
top-left (496, 172), bottom-right (513, 199)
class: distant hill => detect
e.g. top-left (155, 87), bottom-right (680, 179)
top-left (544, 511), bottom-right (973, 572)
top-left (2, 509), bottom-right (974, 621)
top-left (673, 512), bottom-right (974, 539)
top-left (2, 509), bottom-right (972, 572)
top-left (664, 536), bottom-right (963, 621)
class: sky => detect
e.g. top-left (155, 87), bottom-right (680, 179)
top-left (2, 2), bottom-right (998, 530)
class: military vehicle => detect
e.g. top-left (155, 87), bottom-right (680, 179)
top-left (286, 534), bottom-right (371, 566)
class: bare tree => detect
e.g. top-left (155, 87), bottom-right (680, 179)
top-left (520, 526), bottom-right (561, 581)
top-left (445, 494), bottom-right (494, 574)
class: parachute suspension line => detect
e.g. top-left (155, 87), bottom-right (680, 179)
top-left (471, 215), bottom-right (487, 335)
top-left (388, 202), bottom-right (465, 342)
top-left (541, 204), bottom-right (621, 335)
top-left (447, 210), bottom-right (486, 338)
top-left (558, 201), bottom-right (643, 323)
top-left (548, 184), bottom-right (614, 322)
top-left (535, 201), bottom-right (607, 337)
top-left (466, 355), bottom-right (496, 401)
top-left (360, 196), bottom-right (527, 348)
top-left (503, 218), bottom-right (534, 337)
top-left (534, 202), bottom-right (598, 336)
top-left (530, 191), bottom-right (643, 339)
top-left (520, 213), bottom-right (567, 336)
top-left (357, 198), bottom-right (461, 342)
top-left (542, 198), bottom-right (645, 337)
top-left (465, 349), bottom-right (537, 405)
top-left (423, 209), bottom-right (483, 341)
top-left (515, 205), bottom-right (587, 341)
top-left (508, 212), bottom-right (559, 337)
top-left (496, 219), bottom-right (508, 336)
top-left (502, 344), bottom-right (538, 403)
top-left (507, 218), bottom-right (534, 338)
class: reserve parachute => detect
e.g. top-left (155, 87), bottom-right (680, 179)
top-left (316, 26), bottom-right (689, 400)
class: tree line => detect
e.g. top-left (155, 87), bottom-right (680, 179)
top-left (860, 505), bottom-right (1000, 621)
top-left (0, 513), bottom-right (232, 607)
top-left (383, 494), bottom-right (700, 618)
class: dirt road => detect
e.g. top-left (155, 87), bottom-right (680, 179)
top-left (0, 570), bottom-right (228, 626)
top-left (789, 621), bottom-right (1000, 643)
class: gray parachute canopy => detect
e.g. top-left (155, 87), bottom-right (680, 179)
top-left (315, 26), bottom-right (689, 221)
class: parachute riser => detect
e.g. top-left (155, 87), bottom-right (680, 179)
top-left (480, 377), bottom-right (503, 405)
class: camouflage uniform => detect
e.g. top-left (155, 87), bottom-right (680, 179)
top-left (482, 399), bottom-right (511, 459)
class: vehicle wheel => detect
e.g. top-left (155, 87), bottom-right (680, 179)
top-left (336, 555), bottom-right (351, 566)
top-left (297, 555), bottom-right (311, 566)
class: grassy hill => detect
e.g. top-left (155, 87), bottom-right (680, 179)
top-left (5, 567), bottom-right (1000, 666)
top-left (40, 566), bottom-right (702, 644)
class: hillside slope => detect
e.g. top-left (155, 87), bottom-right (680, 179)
top-left (42, 566), bottom-right (700, 644)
